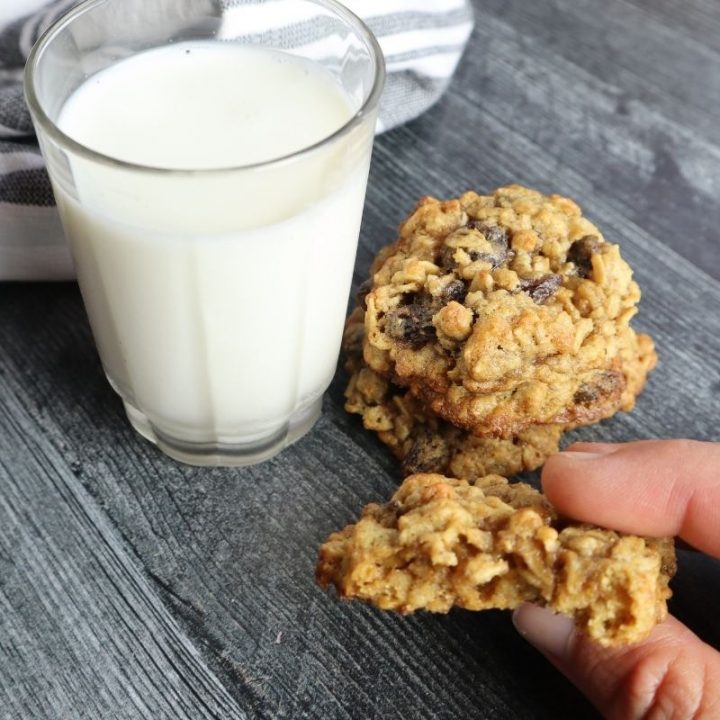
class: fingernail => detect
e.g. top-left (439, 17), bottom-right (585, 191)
top-left (556, 451), bottom-right (608, 461)
top-left (512, 604), bottom-right (575, 659)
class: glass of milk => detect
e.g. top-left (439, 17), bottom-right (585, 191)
top-left (25, 0), bottom-right (384, 466)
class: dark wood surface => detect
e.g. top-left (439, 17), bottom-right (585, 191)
top-left (2, 1), bottom-right (720, 717)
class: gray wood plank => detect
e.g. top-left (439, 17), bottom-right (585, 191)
top-left (472, 0), bottom-right (720, 279)
top-left (0, 356), bottom-right (247, 719)
top-left (620, 0), bottom-right (720, 56)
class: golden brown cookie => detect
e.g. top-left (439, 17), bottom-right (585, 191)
top-left (362, 185), bottom-right (655, 437)
top-left (344, 303), bottom-right (655, 479)
top-left (344, 306), bottom-right (565, 478)
top-left (316, 473), bottom-right (675, 647)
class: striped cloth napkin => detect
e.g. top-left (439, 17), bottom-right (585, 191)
top-left (0, 0), bottom-right (473, 281)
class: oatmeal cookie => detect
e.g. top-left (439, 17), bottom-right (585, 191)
top-left (316, 473), bottom-right (675, 647)
top-left (362, 185), bottom-right (655, 436)
top-left (344, 306), bottom-right (564, 478)
top-left (344, 303), bottom-right (655, 478)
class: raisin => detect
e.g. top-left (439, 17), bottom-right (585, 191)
top-left (466, 221), bottom-right (511, 268)
top-left (568, 235), bottom-right (601, 279)
top-left (573, 372), bottom-right (622, 405)
top-left (356, 279), bottom-right (372, 310)
top-left (402, 430), bottom-right (450, 475)
top-left (385, 294), bottom-right (437, 346)
top-left (573, 385), bottom-right (598, 405)
top-left (467, 221), bottom-right (507, 247)
top-left (519, 274), bottom-right (562, 303)
top-left (441, 279), bottom-right (467, 304)
top-left (439, 245), bottom-right (457, 271)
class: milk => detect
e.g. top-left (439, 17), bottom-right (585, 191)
top-left (52, 43), bottom-right (373, 460)
top-left (58, 44), bottom-right (354, 170)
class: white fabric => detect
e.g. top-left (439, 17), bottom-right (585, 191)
top-left (0, 0), bottom-right (473, 281)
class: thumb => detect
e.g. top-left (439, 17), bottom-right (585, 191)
top-left (513, 605), bottom-right (720, 719)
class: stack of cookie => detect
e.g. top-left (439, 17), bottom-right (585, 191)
top-left (343, 185), bottom-right (657, 479)
top-left (325, 197), bottom-right (668, 647)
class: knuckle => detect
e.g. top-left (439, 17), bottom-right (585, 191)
top-left (617, 652), bottom-right (704, 720)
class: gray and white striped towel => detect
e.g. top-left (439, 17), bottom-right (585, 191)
top-left (0, 0), bottom-right (473, 281)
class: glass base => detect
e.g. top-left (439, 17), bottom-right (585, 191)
top-left (123, 398), bottom-right (323, 466)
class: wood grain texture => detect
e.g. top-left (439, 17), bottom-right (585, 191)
top-left (0, 349), bottom-right (247, 720)
top-left (1, 0), bottom-right (720, 717)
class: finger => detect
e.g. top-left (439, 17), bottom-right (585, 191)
top-left (514, 606), bottom-right (720, 719)
top-left (542, 439), bottom-right (720, 556)
top-left (558, 441), bottom-right (620, 455)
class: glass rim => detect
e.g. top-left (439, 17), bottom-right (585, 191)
top-left (24, 0), bottom-right (386, 175)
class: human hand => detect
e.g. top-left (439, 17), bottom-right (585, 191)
top-left (513, 440), bottom-right (720, 719)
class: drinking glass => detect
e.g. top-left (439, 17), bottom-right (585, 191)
top-left (25, 0), bottom-right (385, 465)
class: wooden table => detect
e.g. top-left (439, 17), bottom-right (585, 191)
top-left (2, 1), bottom-right (719, 717)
